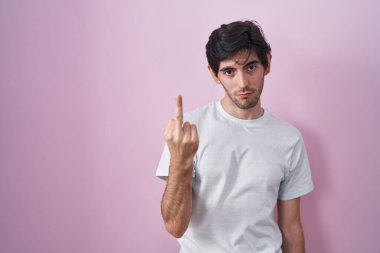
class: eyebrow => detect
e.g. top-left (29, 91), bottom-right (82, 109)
top-left (219, 60), bottom-right (260, 72)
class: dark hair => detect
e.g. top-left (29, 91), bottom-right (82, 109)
top-left (205, 20), bottom-right (272, 76)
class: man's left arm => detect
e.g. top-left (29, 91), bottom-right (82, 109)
top-left (277, 197), bottom-right (305, 253)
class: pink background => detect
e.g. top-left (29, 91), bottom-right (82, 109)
top-left (1, 1), bottom-right (379, 252)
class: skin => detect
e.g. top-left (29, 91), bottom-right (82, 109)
top-left (278, 197), bottom-right (306, 253)
top-left (161, 95), bottom-right (199, 238)
top-left (161, 49), bottom-right (306, 252)
top-left (208, 49), bottom-right (271, 120)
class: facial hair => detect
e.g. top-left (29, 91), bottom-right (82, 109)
top-left (220, 76), bottom-right (264, 110)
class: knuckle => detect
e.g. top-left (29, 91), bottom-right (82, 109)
top-left (165, 135), bottom-right (172, 142)
top-left (173, 134), bottom-right (181, 143)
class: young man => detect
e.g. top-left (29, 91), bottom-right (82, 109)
top-left (156, 20), bottom-right (314, 253)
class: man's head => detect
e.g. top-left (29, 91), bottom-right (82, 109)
top-left (205, 20), bottom-right (272, 77)
top-left (205, 20), bottom-right (272, 111)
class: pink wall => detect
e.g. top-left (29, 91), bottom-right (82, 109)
top-left (1, 1), bottom-right (379, 252)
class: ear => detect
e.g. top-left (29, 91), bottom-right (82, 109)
top-left (208, 65), bottom-right (221, 84)
top-left (264, 53), bottom-right (272, 76)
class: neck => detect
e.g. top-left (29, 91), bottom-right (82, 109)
top-left (220, 97), bottom-right (264, 120)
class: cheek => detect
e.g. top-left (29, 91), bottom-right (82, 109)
top-left (222, 81), bottom-right (237, 91)
top-left (251, 74), bottom-right (264, 84)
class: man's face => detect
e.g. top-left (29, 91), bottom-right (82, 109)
top-left (209, 50), bottom-right (271, 110)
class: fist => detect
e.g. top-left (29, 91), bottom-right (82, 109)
top-left (164, 95), bottom-right (199, 167)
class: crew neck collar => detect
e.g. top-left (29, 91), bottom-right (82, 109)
top-left (215, 100), bottom-right (269, 126)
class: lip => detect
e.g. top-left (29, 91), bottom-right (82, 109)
top-left (238, 92), bottom-right (252, 97)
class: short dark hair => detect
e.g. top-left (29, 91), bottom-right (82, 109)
top-left (205, 20), bottom-right (272, 76)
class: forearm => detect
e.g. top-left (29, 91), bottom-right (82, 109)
top-left (161, 160), bottom-right (193, 238)
top-left (281, 222), bottom-right (305, 253)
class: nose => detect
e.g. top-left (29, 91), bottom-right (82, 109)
top-left (236, 71), bottom-right (249, 89)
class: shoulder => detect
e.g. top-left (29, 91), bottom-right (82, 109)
top-left (183, 101), bottom-right (217, 123)
top-left (265, 110), bottom-right (303, 143)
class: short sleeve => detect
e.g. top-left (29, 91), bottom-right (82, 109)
top-left (155, 143), bottom-right (171, 180)
top-left (278, 135), bottom-right (314, 200)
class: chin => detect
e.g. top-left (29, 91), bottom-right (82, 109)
top-left (235, 101), bottom-right (259, 110)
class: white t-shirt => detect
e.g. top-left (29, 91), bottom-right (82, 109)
top-left (156, 100), bottom-right (314, 253)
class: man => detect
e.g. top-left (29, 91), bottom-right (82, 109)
top-left (156, 20), bottom-right (314, 253)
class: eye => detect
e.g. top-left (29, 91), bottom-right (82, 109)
top-left (222, 69), bottom-right (234, 76)
top-left (247, 64), bottom-right (257, 72)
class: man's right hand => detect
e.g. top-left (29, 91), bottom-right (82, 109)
top-left (164, 95), bottom-right (199, 170)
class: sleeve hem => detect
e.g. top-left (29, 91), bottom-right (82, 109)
top-left (278, 183), bottom-right (314, 201)
top-left (156, 170), bottom-right (195, 180)
top-left (156, 171), bottom-right (168, 180)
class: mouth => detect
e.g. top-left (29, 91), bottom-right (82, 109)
top-left (238, 92), bottom-right (253, 98)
